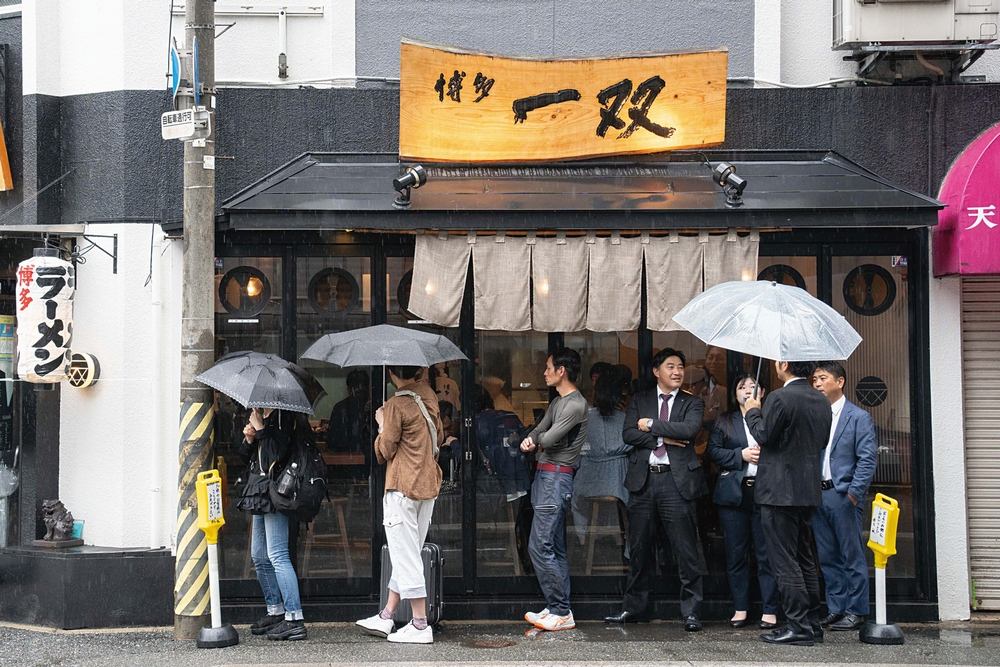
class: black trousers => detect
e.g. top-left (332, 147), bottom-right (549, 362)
top-left (759, 504), bottom-right (822, 634)
top-left (623, 470), bottom-right (706, 618)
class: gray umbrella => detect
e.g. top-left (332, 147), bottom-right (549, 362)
top-left (301, 324), bottom-right (468, 368)
top-left (195, 351), bottom-right (326, 415)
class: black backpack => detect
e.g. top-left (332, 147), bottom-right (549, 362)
top-left (269, 439), bottom-right (329, 522)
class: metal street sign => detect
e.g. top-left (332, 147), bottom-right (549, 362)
top-left (160, 107), bottom-right (211, 141)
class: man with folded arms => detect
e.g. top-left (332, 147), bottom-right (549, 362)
top-left (606, 348), bottom-right (708, 632)
top-left (520, 347), bottom-right (588, 632)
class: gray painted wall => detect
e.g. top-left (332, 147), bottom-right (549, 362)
top-left (355, 0), bottom-right (755, 79)
top-left (11, 82), bottom-right (1000, 227)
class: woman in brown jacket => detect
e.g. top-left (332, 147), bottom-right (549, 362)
top-left (356, 365), bottom-right (443, 644)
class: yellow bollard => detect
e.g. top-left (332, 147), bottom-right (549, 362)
top-left (860, 493), bottom-right (904, 645)
top-left (194, 470), bottom-right (239, 648)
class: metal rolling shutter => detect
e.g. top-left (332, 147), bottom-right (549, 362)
top-left (963, 277), bottom-right (1000, 610)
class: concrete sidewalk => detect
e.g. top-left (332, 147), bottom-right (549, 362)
top-left (2, 620), bottom-right (999, 667)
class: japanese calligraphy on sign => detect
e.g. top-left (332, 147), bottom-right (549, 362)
top-left (15, 254), bottom-right (75, 383)
top-left (400, 40), bottom-right (727, 162)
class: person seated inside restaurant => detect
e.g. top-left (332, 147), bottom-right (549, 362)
top-left (327, 368), bottom-right (373, 477)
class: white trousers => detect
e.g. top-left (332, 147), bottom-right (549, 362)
top-left (383, 491), bottom-right (435, 599)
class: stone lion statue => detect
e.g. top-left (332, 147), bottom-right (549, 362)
top-left (41, 499), bottom-right (75, 541)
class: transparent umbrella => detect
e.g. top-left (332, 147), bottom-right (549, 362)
top-left (672, 280), bottom-right (862, 389)
top-left (673, 280), bottom-right (862, 361)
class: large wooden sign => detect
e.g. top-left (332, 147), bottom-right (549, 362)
top-left (399, 40), bottom-right (727, 163)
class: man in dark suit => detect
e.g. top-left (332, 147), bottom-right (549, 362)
top-left (605, 348), bottom-right (708, 632)
top-left (744, 360), bottom-right (831, 646)
top-left (811, 362), bottom-right (878, 631)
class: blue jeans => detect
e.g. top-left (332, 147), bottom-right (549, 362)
top-left (251, 512), bottom-right (303, 620)
top-left (527, 471), bottom-right (574, 616)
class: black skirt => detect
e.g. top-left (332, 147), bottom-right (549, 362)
top-left (236, 472), bottom-right (274, 515)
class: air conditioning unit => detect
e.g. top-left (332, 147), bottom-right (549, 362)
top-left (833, 0), bottom-right (999, 49)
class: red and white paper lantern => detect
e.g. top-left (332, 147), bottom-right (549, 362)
top-left (15, 251), bottom-right (75, 383)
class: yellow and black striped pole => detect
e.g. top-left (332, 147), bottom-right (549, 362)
top-left (174, 400), bottom-right (214, 633)
top-left (174, 0), bottom-right (216, 639)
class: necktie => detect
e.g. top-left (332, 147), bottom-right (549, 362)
top-left (653, 393), bottom-right (672, 458)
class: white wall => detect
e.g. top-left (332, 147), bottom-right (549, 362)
top-left (778, 0), bottom-right (1000, 85)
top-left (170, 0), bottom-right (356, 86)
top-left (58, 224), bottom-right (180, 549)
top-left (929, 270), bottom-right (972, 621)
top-left (24, 0), bottom-right (358, 96)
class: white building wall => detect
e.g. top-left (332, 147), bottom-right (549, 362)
top-left (929, 270), bottom-right (973, 621)
top-left (57, 224), bottom-right (178, 548)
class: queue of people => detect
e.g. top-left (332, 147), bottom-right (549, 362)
top-left (233, 345), bottom-right (876, 646)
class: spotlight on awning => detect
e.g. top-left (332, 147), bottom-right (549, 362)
top-left (711, 162), bottom-right (747, 208)
top-left (393, 164), bottom-right (428, 209)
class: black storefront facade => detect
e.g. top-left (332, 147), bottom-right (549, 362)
top-left (208, 147), bottom-right (941, 622)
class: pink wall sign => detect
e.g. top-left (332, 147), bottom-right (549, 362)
top-left (934, 121), bottom-right (1000, 276)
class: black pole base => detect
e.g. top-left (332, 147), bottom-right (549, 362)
top-left (859, 620), bottom-right (905, 645)
top-left (196, 624), bottom-right (240, 649)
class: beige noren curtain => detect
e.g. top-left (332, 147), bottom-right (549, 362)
top-left (587, 235), bottom-right (642, 332)
top-left (408, 234), bottom-right (472, 327)
top-left (473, 234), bottom-right (531, 331)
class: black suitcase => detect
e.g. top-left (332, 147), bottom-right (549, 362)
top-left (379, 542), bottom-right (444, 626)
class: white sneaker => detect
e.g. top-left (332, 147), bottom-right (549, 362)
top-left (523, 607), bottom-right (550, 625)
top-left (533, 610), bottom-right (576, 631)
top-left (355, 613), bottom-right (395, 638)
top-left (387, 620), bottom-right (434, 644)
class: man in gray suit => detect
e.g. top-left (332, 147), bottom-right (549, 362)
top-left (811, 362), bottom-right (878, 632)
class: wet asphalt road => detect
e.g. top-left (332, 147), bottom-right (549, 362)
top-left (2, 620), bottom-right (1000, 666)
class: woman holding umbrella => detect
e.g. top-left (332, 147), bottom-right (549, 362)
top-left (195, 351), bottom-right (326, 642)
top-left (237, 408), bottom-right (309, 641)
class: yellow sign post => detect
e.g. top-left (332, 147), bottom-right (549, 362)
top-left (860, 493), bottom-right (905, 645)
top-left (194, 470), bottom-right (239, 648)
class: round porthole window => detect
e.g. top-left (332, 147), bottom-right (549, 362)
top-left (307, 268), bottom-right (360, 314)
top-left (843, 264), bottom-right (896, 316)
top-left (218, 266), bottom-right (271, 317)
top-left (856, 376), bottom-right (888, 407)
top-left (757, 264), bottom-right (807, 290)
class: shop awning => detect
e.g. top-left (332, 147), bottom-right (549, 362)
top-left (933, 121), bottom-right (1000, 277)
top-left (220, 150), bottom-right (942, 232)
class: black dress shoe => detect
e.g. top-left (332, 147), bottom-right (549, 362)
top-left (730, 617), bottom-right (749, 628)
top-left (604, 610), bottom-right (644, 624)
top-left (812, 626), bottom-right (824, 643)
top-left (820, 612), bottom-right (844, 627)
top-left (829, 613), bottom-right (865, 631)
top-left (683, 615), bottom-right (703, 632)
top-left (759, 626), bottom-right (814, 646)
top-left (759, 619), bottom-right (778, 630)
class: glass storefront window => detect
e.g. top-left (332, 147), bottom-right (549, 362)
top-left (833, 255), bottom-right (914, 578)
top-left (475, 331), bottom-right (549, 578)
top-left (296, 256), bottom-right (372, 582)
top-left (214, 257), bottom-right (282, 580)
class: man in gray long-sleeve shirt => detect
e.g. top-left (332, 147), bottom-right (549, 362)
top-left (519, 347), bottom-right (587, 632)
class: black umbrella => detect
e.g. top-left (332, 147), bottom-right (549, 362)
top-left (195, 351), bottom-right (325, 414)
